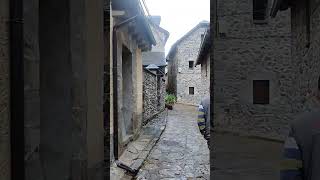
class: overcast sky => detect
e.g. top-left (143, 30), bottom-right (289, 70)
top-left (143, 0), bottom-right (210, 55)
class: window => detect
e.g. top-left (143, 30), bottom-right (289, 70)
top-left (201, 34), bottom-right (204, 41)
top-left (253, 0), bottom-right (268, 23)
top-left (189, 61), bottom-right (194, 69)
top-left (253, 80), bottom-right (269, 104)
top-left (189, 87), bottom-right (195, 95)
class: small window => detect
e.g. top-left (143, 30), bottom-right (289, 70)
top-left (189, 61), bottom-right (194, 69)
top-left (189, 87), bottom-right (195, 95)
top-left (253, 80), bottom-right (269, 104)
top-left (201, 34), bottom-right (204, 41)
top-left (253, 0), bottom-right (268, 23)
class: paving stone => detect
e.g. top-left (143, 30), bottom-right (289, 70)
top-left (111, 110), bottom-right (168, 179)
top-left (136, 104), bottom-right (209, 179)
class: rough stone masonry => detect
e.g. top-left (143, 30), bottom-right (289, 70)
top-left (213, 0), bottom-right (293, 139)
top-left (167, 22), bottom-right (209, 105)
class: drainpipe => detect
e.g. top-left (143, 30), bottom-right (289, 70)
top-left (9, 0), bottom-right (24, 179)
top-left (112, 15), bottom-right (139, 161)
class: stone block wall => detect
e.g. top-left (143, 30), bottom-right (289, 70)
top-left (0, 0), bottom-right (10, 179)
top-left (143, 69), bottom-right (166, 123)
top-left (176, 26), bottom-right (209, 105)
top-left (290, 0), bottom-right (320, 113)
top-left (159, 75), bottom-right (166, 111)
top-left (143, 70), bottom-right (158, 121)
top-left (213, 0), bottom-right (293, 139)
top-left (200, 55), bottom-right (210, 98)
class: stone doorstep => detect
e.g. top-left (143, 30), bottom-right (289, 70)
top-left (112, 111), bottom-right (168, 179)
top-left (214, 128), bottom-right (285, 143)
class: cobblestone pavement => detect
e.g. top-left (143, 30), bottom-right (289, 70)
top-left (212, 132), bottom-right (283, 180)
top-left (135, 104), bottom-right (210, 180)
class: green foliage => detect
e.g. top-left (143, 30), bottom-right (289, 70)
top-left (165, 94), bottom-right (176, 105)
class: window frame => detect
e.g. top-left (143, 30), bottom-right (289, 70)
top-left (189, 61), bottom-right (194, 70)
top-left (253, 80), bottom-right (270, 105)
top-left (189, 87), bottom-right (195, 95)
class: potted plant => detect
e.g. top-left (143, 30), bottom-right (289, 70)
top-left (165, 94), bottom-right (176, 110)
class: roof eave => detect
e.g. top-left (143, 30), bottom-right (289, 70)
top-left (166, 21), bottom-right (210, 61)
top-left (138, 15), bottom-right (157, 46)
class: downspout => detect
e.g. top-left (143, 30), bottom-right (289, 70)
top-left (112, 15), bottom-right (139, 161)
top-left (9, 0), bottom-right (24, 179)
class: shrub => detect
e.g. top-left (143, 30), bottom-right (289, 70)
top-left (165, 94), bottom-right (176, 105)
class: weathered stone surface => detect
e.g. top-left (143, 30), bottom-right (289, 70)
top-left (143, 69), bottom-right (166, 122)
top-left (0, 0), bottom-right (10, 179)
top-left (289, 0), bottom-right (320, 114)
top-left (213, 0), bottom-right (294, 138)
top-left (136, 104), bottom-right (209, 180)
top-left (213, 132), bottom-right (283, 180)
top-left (143, 70), bottom-right (158, 120)
top-left (167, 22), bottom-right (209, 105)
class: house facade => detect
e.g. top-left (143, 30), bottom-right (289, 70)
top-left (167, 21), bottom-right (209, 105)
top-left (142, 16), bottom-right (169, 122)
top-left (109, 0), bottom-right (156, 164)
top-left (213, 0), bottom-right (294, 139)
top-left (271, 0), bottom-right (320, 113)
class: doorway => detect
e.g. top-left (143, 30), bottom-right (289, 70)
top-left (121, 45), bottom-right (133, 139)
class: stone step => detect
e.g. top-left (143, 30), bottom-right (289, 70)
top-left (110, 110), bottom-right (168, 179)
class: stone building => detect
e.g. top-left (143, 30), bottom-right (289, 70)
top-left (271, 0), bottom-right (320, 113)
top-left (109, 0), bottom-right (156, 164)
top-left (195, 28), bottom-right (210, 98)
top-left (212, 0), bottom-right (294, 139)
top-left (142, 16), bottom-right (169, 122)
top-left (167, 21), bottom-right (209, 105)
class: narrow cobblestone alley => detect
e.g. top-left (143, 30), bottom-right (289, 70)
top-left (136, 104), bottom-right (210, 180)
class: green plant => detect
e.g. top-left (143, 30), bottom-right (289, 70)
top-left (165, 94), bottom-right (176, 105)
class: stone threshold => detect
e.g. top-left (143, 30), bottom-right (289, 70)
top-left (214, 128), bottom-right (285, 143)
top-left (110, 110), bottom-right (168, 180)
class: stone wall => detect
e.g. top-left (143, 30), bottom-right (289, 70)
top-left (143, 70), bottom-right (158, 121)
top-left (290, 0), bottom-right (320, 113)
top-left (200, 55), bottom-right (210, 98)
top-left (159, 75), bottom-right (166, 111)
top-left (24, 0), bottom-right (42, 179)
top-left (0, 0), bottom-right (10, 179)
top-left (143, 68), bottom-right (166, 122)
top-left (175, 26), bottom-right (208, 105)
top-left (213, 0), bottom-right (293, 139)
